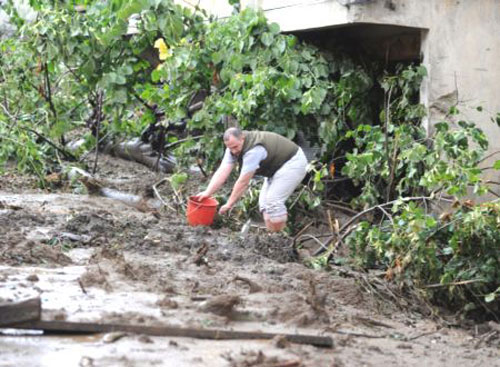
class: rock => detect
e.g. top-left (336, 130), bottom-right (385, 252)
top-left (198, 295), bottom-right (241, 316)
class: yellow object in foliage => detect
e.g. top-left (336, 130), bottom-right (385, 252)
top-left (154, 38), bottom-right (171, 60)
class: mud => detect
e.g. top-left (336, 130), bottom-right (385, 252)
top-left (1, 155), bottom-right (500, 366)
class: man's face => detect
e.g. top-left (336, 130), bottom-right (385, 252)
top-left (225, 135), bottom-right (244, 156)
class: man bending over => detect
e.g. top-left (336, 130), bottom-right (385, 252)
top-left (196, 127), bottom-right (308, 232)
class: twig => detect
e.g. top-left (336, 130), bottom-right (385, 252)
top-left (474, 330), bottom-right (497, 349)
top-left (327, 328), bottom-right (387, 339)
top-left (92, 91), bottom-right (103, 175)
top-left (478, 150), bottom-right (500, 164)
top-left (406, 327), bottom-right (443, 341)
top-left (422, 278), bottom-right (485, 289)
top-left (324, 201), bottom-right (358, 215)
top-left (78, 279), bottom-right (88, 295)
top-left (292, 221), bottom-right (313, 245)
top-left (296, 234), bottom-right (329, 252)
top-left (326, 209), bottom-right (335, 234)
top-left (384, 84), bottom-right (394, 202)
top-left (0, 104), bottom-right (76, 161)
top-left (78, 132), bottom-right (111, 163)
top-left (152, 178), bottom-right (176, 212)
top-left (164, 135), bottom-right (203, 150)
top-left (487, 188), bottom-right (500, 199)
top-left (288, 185), bottom-right (307, 210)
top-left (378, 205), bottom-right (394, 225)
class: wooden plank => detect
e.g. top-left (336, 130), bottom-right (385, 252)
top-left (0, 298), bottom-right (41, 326)
top-left (9, 320), bottom-right (333, 347)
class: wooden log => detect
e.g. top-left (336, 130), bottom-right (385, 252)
top-left (0, 298), bottom-right (41, 326)
top-left (9, 320), bottom-right (333, 347)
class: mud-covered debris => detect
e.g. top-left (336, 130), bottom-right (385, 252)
top-left (272, 334), bottom-right (291, 349)
top-left (1, 240), bottom-right (72, 266)
top-left (249, 234), bottom-right (298, 264)
top-left (199, 294), bottom-right (241, 316)
top-left (0, 201), bottom-right (23, 210)
top-left (138, 334), bottom-right (154, 344)
top-left (102, 331), bottom-right (128, 343)
top-left (59, 232), bottom-right (92, 243)
top-left (223, 350), bottom-right (300, 367)
top-left (192, 242), bottom-right (209, 266)
top-left (79, 266), bottom-right (110, 291)
top-left (26, 274), bottom-right (39, 282)
top-left (233, 275), bottom-right (263, 293)
top-left (79, 176), bottom-right (105, 194)
top-left (306, 279), bottom-right (328, 321)
top-left (156, 296), bottom-right (179, 309)
top-left (53, 311), bottom-right (67, 321)
top-left (79, 356), bottom-right (94, 367)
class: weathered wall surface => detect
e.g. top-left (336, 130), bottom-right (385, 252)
top-left (177, 0), bottom-right (234, 17)
top-left (209, 0), bottom-right (500, 188)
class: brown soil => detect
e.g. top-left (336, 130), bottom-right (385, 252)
top-left (1, 155), bottom-right (500, 367)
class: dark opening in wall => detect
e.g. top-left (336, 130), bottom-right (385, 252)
top-left (290, 23), bottom-right (422, 68)
top-left (287, 24), bottom-right (425, 202)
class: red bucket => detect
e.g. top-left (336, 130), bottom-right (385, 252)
top-left (187, 196), bottom-right (218, 226)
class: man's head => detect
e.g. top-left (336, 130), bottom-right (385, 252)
top-left (223, 127), bottom-right (245, 156)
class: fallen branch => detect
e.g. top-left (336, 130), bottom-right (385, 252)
top-left (0, 108), bottom-right (76, 161)
top-left (313, 196), bottom-right (453, 258)
top-left (324, 201), bottom-right (358, 216)
top-left (422, 278), bottom-right (485, 289)
top-left (292, 221), bottom-right (313, 246)
top-left (9, 320), bottom-right (333, 347)
top-left (152, 178), bottom-right (176, 212)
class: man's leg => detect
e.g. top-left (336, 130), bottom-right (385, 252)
top-left (260, 149), bottom-right (307, 232)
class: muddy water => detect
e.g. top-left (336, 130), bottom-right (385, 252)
top-left (1, 156), bottom-right (500, 366)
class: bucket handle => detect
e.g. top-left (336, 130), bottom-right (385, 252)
top-left (187, 198), bottom-right (218, 213)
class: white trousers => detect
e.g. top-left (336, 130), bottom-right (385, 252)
top-left (258, 148), bottom-right (308, 218)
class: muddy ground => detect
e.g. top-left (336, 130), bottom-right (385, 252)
top-left (1, 155), bottom-right (500, 367)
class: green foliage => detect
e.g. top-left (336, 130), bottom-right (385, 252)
top-left (152, 7), bottom-right (373, 170)
top-left (0, 0), bottom-right (205, 173)
top-left (342, 66), bottom-right (489, 208)
top-left (347, 200), bottom-right (500, 316)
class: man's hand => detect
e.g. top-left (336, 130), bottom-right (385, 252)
top-left (194, 191), bottom-right (210, 201)
top-left (219, 203), bottom-right (232, 215)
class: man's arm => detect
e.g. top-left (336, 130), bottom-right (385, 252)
top-left (197, 163), bottom-right (234, 200)
top-left (219, 170), bottom-right (256, 214)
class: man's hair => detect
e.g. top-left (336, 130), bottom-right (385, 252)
top-left (223, 127), bottom-right (243, 141)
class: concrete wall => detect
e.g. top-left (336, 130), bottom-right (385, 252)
top-left (206, 0), bottom-right (500, 188)
top-left (177, 0), bottom-right (234, 17)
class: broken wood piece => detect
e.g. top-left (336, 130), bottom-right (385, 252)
top-left (351, 315), bottom-right (394, 329)
top-left (233, 276), bottom-right (263, 293)
top-left (0, 297), bottom-right (41, 326)
top-left (102, 331), bottom-right (129, 343)
top-left (192, 243), bottom-right (209, 266)
top-left (268, 360), bottom-right (301, 367)
top-left (9, 320), bottom-right (333, 347)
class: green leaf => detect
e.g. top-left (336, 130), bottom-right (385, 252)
top-left (485, 292), bottom-right (496, 303)
top-left (269, 23), bottom-right (280, 34)
top-left (493, 160), bottom-right (500, 170)
top-left (261, 32), bottom-right (273, 47)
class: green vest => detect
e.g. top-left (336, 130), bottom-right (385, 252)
top-left (238, 131), bottom-right (299, 177)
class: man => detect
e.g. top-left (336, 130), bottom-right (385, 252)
top-left (196, 127), bottom-right (308, 232)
